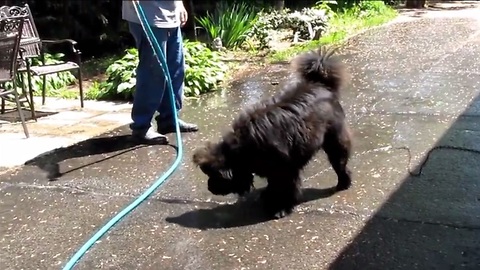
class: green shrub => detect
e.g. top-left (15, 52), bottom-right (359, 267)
top-left (246, 6), bottom-right (332, 50)
top-left (88, 40), bottom-right (227, 100)
top-left (196, 2), bottom-right (259, 49)
top-left (246, 8), bottom-right (289, 50)
top-left (90, 47), bottom-right (138, 100)
top-left (356, 0), bottom-right (395, 16)
top-left (269, 0), bottom-right (397, 62)
top-left (183, 41), bottom-right (227, 96)
top-left (314, 0), bottom-right (337, 14)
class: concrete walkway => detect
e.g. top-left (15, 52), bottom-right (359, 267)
top-left (0, 97), bottom-right (132, 168)
top-left (1, 3), bottom-right (480, 270)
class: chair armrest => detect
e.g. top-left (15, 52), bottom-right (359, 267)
top-left (41, 39), bottom-right (81, 55)
top-left (42, 39), bottom-right (78, 46)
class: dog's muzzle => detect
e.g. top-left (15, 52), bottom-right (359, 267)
top-left (207, 176), bottom-right (233, 195)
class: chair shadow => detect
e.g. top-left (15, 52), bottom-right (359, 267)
top-left (165, 187), bottom-right (338, 230)
top-left (24, 128), bottom-right (176, 181)
top-left (0, 108), bottom-right (56, 122)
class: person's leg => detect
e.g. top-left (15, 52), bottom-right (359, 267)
top-left (128, 22), bottom-right (169, 143)
top-left (155, 27), bottom-right (198, 134)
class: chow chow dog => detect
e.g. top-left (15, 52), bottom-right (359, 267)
top-left (192, 46), bottom-right (353, 219)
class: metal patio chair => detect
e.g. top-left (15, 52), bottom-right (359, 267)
top-left (0, 4), bottom-right (84, 121)
top-left (0, 16), bottom-right (29, 138)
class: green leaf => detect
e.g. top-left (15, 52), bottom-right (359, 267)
top-left (117, 82), bottom-right (133, 93)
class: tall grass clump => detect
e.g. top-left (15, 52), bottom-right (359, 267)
top-left (196, 2), bottom-right (259, 49)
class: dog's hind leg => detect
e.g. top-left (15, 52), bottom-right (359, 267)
top-left (323, 124), bottom-right (352, 191)
top-left (261, 169), bottom-right (302, 219)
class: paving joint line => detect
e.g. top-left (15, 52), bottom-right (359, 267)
top-left (373, 214), bottom-right (480, 231)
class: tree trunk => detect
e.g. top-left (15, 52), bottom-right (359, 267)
top-left (274, 0), bottom-right (284, 11)
top-left (405, 0), bottom-right (426, 8)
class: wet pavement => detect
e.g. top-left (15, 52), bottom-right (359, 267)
top-left (2, 6), bottom-right (480, 270)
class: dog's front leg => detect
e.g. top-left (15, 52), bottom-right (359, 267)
top-left (232, 171), bottom-right (255, 196)
top-left (261, 170), bottom-right (301, 219)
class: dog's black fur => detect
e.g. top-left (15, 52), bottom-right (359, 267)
top-left (192, 46), bottom-right (353, 219)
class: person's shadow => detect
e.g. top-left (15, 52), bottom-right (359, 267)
top-left (24, 126), bottom-right (174, 181)
top-left (165, 187), bottom-right (338, 229)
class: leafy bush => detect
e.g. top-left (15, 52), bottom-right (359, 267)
top-left (183, 41), bottom-right (227, 96)
top-left (285, 8), bottom-right (332, 40)
top-left (196, 2), bottom-right (259, 49)
top-left (356, 0), bottom-right (395, 17)
top-left (88, 40), bottom-right (227, 100)
top-left (246, 8), bottom-right (289, 50)
top-left (314, 0), bottom-right (337, 15)
top-left (268, 0), bottom-right (397, 62)
top-left (247, 7), bottom-right (332, 49)
top-left (90, 47), bottom-right (138, 100)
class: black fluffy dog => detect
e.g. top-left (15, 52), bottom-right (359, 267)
top-left (192, 46), bottom-right (353, 219)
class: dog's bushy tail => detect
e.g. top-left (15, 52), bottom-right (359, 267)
top-left (291, 46), bottom-right (348, 92)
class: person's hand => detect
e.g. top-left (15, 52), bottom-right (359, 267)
top-left (178, 4), bottom-right (188, 27)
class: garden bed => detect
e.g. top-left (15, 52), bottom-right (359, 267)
top-left (22, 1), bottom-right (399, 102)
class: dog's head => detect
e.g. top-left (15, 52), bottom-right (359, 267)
top-left (192, 139), bottom-right (254, 196)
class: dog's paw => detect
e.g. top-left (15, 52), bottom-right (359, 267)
top-left (335, 173), bottom-right (352, 191)
top-left (264, 204), bottom-right (294, 219)
top-left (335, 182), bottom-right (351, 191)
top-left (272, 209), bottom-right (292, 219)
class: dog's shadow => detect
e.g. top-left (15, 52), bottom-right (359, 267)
top-left (165, 187), bottom-right (337, 230)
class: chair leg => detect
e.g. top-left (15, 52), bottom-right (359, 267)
top-left (20, 72), bottom-right (36, 121)
top-left (26, 61), bottom-right (37, 121)
top-left (78, 68), bottom-right (84, 108)
top-left (42, 74), bottom-right (47, 105)
top-left (1, 81), bottom-right (5, 114)
top-left (12, 85), bottom-right (29, 139)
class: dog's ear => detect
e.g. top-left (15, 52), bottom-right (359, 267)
top-left (222, 133), bottom-right (240, 151)
top-left (192, 141), bottom-right (216, 166)
top-left (192, 142), bottom-right (224, 176)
